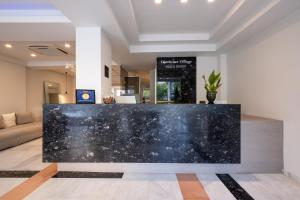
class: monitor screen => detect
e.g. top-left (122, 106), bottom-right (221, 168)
top-left (76, 89), bottom-right (96, 104)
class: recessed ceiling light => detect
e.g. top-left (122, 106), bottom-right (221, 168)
top-left (5, 44), bottom-right (12, 48)
top-left (155, 0), bottom-right (162, 4)
top-left (64, 43), bottom-right (71, 48)
top-left (30, 53), bottom-right (37, 57)
top-left (207, 0), bottom-right (215, 3)
top-left (181, 0), bottom-right (188, 3)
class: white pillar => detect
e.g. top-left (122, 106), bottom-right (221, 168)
top-left (150, 68), bottom-right (157, 104)
top-left (219, 54), bottom-right (228, 102)
top-left (76, 27), bottom-right (102, 103)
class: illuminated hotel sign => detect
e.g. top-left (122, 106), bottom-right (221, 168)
top-left (156, 57), bottom-right (196, 104)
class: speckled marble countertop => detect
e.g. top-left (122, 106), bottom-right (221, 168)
top-left (43, 104), bottom-right (241, 164)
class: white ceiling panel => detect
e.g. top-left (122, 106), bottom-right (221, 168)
top-left (131, 0), bottom-right (236, 34)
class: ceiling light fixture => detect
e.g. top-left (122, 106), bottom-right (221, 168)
top-left (65, 63), bottom-right (76, 73)
top-left (30, 53), bottom-right (37, 57)
top-left (155, 0), bottom-right (162, 4)
top-left (64, 43), bottom-right (71, 48)
top-left (207, 0), bottom-right (215, 3)
top-left (181, 0), bottom-right (188, 3)
top-left (5, 44), bottom-right (12, 48)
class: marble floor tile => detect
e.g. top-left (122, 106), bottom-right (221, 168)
top-left (231, 174), bottom-right (300, 200)
top-left (25, 178), bottom-right (120, 200)
top-left (0, 139), bottom-right (48, 171)
top-left (0, 178), bottom-right (27, 196)
top-left (118, 173), bottom-right (183, 200)
top-left (25, 173), bottom-right (183, 200)
top-left (197, 174), bottom-right (236, 200)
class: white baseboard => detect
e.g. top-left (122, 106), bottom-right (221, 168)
top-left (58, 163), bottom-right (281, 174)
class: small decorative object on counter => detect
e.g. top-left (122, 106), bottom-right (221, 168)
top-left (202, 70), bottom-right (222, 104)
top-left (103, 96), bottom-right (115, 104)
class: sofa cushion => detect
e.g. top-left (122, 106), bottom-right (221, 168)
top-left (0, 115), bottom-right (5, 129)
top-left (16, 112), bottom-right (33, 125)
top-left (0, 122), bottom-right (42, 150)
top-left (2, 113), bottom-right (16, 128)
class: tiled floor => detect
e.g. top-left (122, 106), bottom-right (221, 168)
top-left (24, 174), bottom-right (183, 200)
top-left (0, 139), bottom-right (48, 171)
top-left (1, 139), bottom-right (300, 200)
top-left (0, 178), bottom-right (27, 196)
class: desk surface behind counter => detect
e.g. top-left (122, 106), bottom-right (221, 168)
top-left (43, 104), bottom-right (241, 164)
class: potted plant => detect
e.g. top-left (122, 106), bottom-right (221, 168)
top-left (202, 70), bottom-right (222, 104)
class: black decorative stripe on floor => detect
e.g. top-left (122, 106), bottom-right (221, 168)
top-left (216, 174), bottom-right (254, 200)
top-left (0, 171), bottom-right (38, 178)
top-left (54, 171), bottom-right (123, 178)
top-left (0, 171), bottom-right (123, 178)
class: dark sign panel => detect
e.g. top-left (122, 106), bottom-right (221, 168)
top-left (157, 57), bottom-right (196, 104)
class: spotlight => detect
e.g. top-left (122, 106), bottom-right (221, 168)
top-left (5, 44), bottom-right (12, 48)
top-left (64, 43), bottom-right (71, 48)
top-left (155, 0), bottom-right (162, 4)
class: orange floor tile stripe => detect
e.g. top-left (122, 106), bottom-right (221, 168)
top-left (0, 163), bottom-right (57, 200)
top-left (176, 173), bottom-right (210, 200)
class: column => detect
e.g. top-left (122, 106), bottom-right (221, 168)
top-left (76, 27), bottom-right (102, 103)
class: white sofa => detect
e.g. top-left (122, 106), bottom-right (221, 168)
top-left (0, 112), bottom-right (42, 150)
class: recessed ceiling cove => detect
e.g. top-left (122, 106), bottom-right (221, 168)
top-left (131, 0), bottom-right (236, 34)
top-left (108, 0), bottom-right (300, 55)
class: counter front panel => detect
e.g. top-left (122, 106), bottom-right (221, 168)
top-left (43, 104), bottom-right (241, 163)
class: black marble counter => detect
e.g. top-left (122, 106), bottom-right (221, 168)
top-left (43, 104), bottom-right (241, 163)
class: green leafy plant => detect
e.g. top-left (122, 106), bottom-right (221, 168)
top-left (202, 70), bottom-right (222, 93)
top-left (156, 82), bottom-right (168, 101)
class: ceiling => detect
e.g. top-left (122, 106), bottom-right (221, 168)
top-left (0, 41), bottom-right (75, 61)
top-left (0, 0), bottom-right (300, 71)
top-left (131, 0), bottom-right (236, 34)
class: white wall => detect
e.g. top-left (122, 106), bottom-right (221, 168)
top-left (227, 11), bottom-right (300, 180)
top-left (0, 55), bottom-right (75, 119)
top-left (101, 31), bottom-right (112, 97)
top-left (26, 68), bottom-right (75, 120)
top-left (219, 55), bottom-right (228, 101)
top-left (0, 58), bottom-right (26, 114)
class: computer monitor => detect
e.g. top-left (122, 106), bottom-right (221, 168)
top-left (76, 89), bottom-right (96, 104)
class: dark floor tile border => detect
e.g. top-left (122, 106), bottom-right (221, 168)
top-left (0, 171), bottom-right (38, 178)
top-left (54, 171), bottom-right (123, 178)
top-left (216, 174), bottom-right (254, 200)
top-left (0, 171), bottom-right (123, 179)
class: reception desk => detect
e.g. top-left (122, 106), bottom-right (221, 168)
top-left (43, 104), bottom-right (241, 164)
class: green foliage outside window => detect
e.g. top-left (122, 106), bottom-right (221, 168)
top-left (157, 82), bottom-right (168, 101)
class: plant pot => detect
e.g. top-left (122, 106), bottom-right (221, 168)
top-left (206, 92), bottom-right (217, 104)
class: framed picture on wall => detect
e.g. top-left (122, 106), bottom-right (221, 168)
top-left (105, 65), bottom-right (109, 78)
top-left (76, 89), bottom-right (96, 104)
